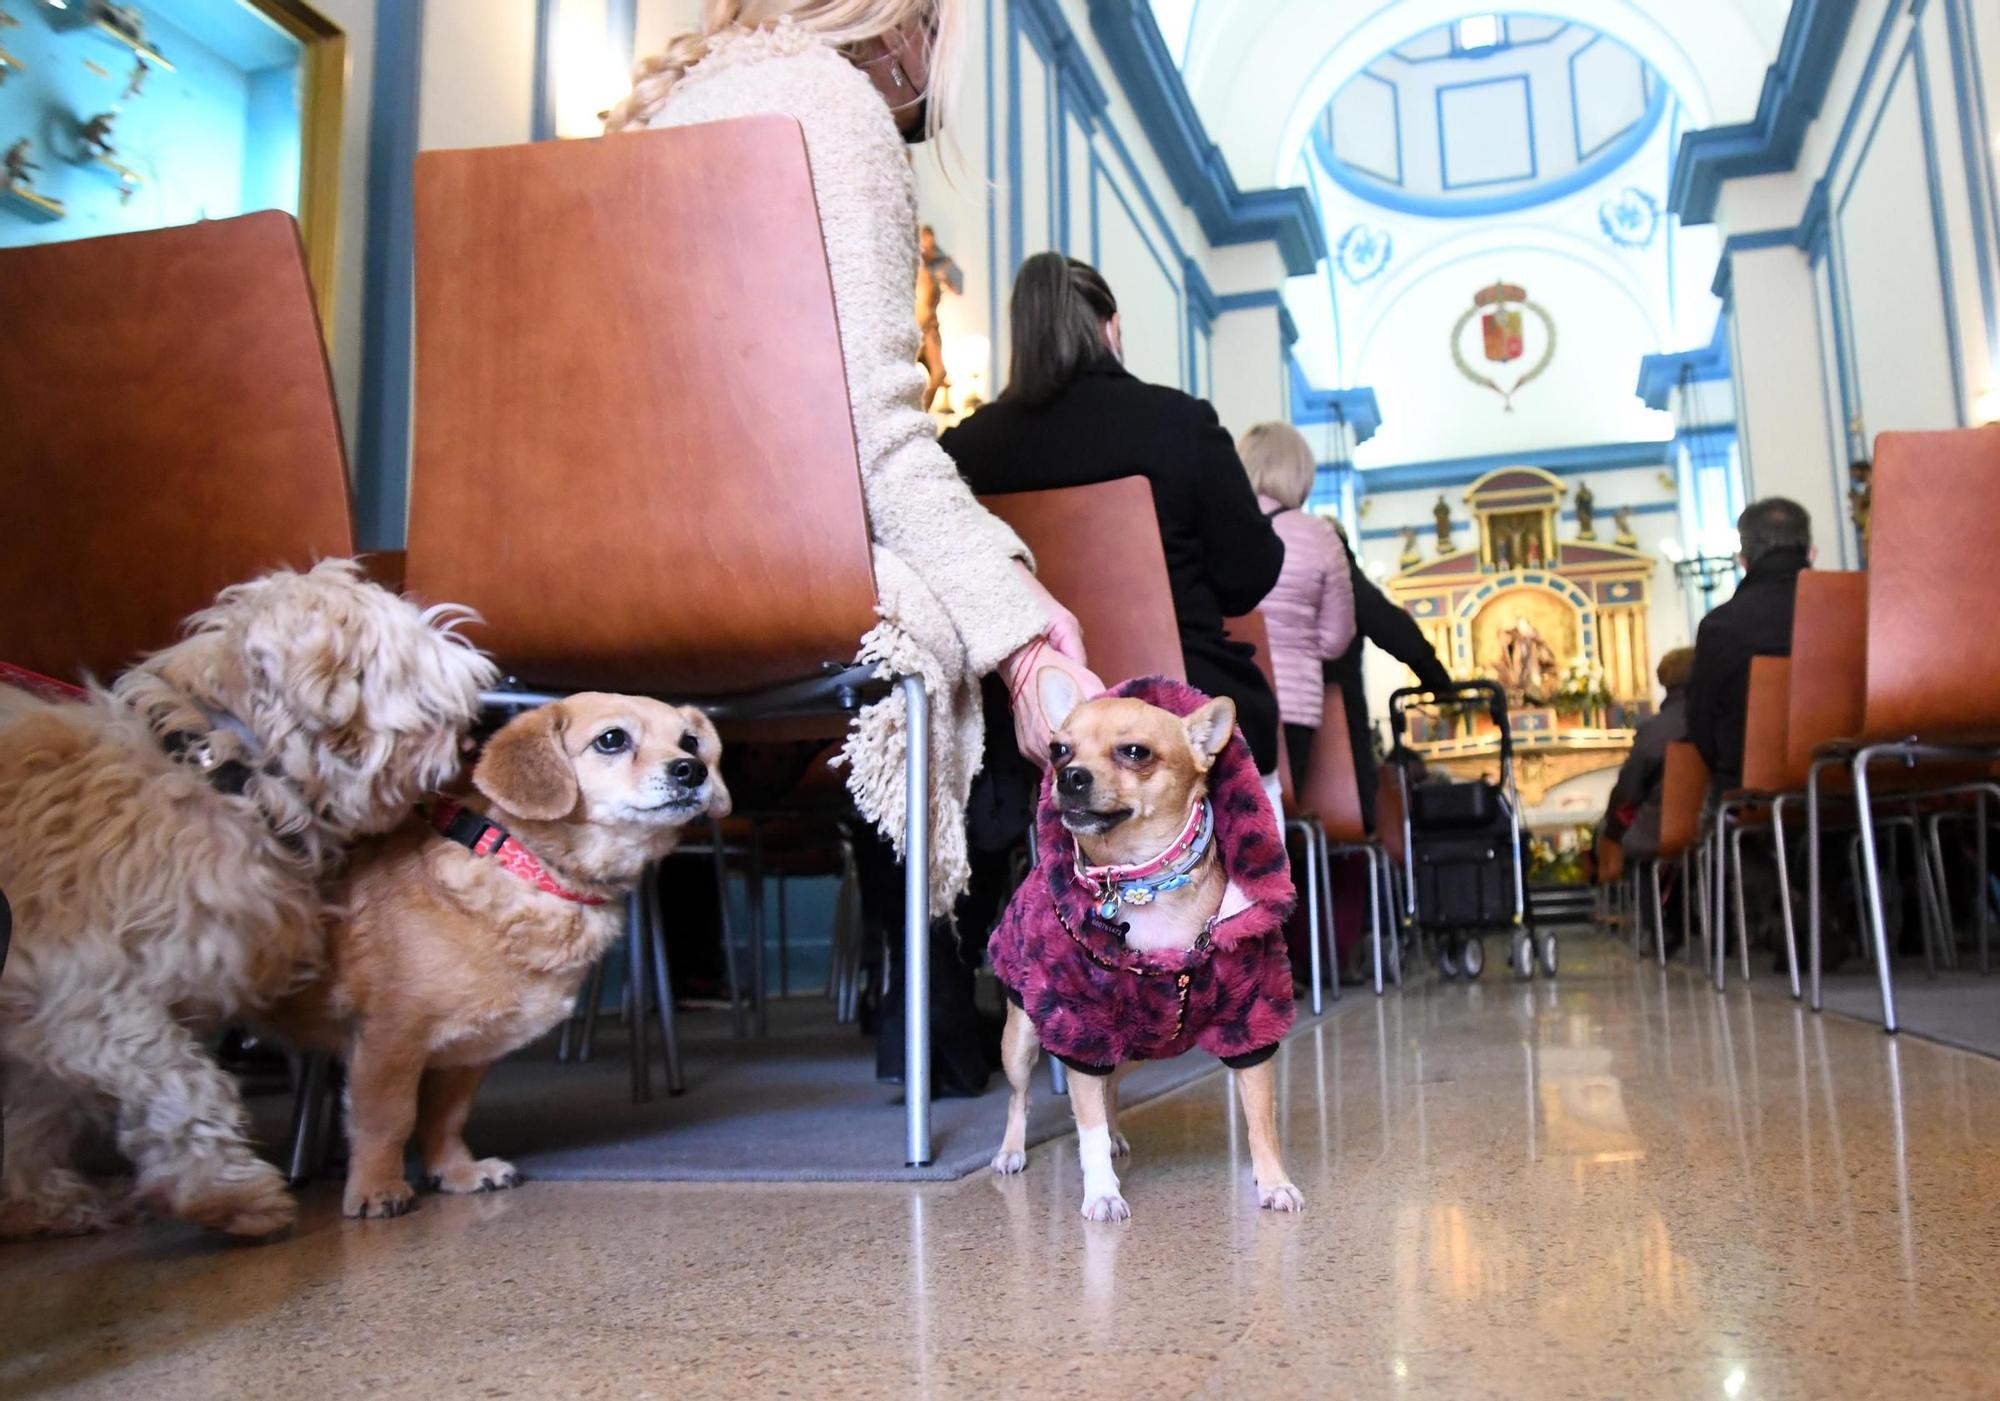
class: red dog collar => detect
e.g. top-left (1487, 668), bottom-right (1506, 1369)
top-left (0, 662), bottom-right (88, 704)
top-left (431, 798), bottom-right (607, 906)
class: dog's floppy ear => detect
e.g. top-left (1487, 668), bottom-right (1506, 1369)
top-left (1182, 696), bottom-right (1236, 769)
top-left (474, 704), bottom-right (578, 821)
top-left (1037, 666), bottom-right (1085, 735)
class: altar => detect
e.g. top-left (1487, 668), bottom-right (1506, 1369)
top-left (1385, 468), bottom-right (1656, 809)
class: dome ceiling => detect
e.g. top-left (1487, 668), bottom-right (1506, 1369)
top-left (1315, 17), bottom-right (1667, 218)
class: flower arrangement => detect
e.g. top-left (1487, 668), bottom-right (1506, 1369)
top-left (1552, 657), bottom-right (1612, 724)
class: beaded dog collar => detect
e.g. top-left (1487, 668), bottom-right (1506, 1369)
top-left (1074, 799), bottom-right (1215, 922)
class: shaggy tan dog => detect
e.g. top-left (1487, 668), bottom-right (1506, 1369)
top-left (0, 560), bottom-right (497, 1240)
top-left (270, 695), bottom-right (728, 1219)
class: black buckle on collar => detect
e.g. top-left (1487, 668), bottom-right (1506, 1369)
top-left (161, 730), bottom-right (255, 797)
top-left (439, 805), bottom-right (505, 853)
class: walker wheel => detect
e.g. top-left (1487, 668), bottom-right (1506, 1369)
top-left (1540, 932), bottom-right (1559, 978)
top-left (1438, 941), bottom-right (1461, 979)
top-left (1461, 937), bottom-right (1485, 980)
top-left (1511, 930), bottom-right (1534, 981)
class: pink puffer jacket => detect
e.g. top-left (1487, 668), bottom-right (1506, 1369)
top-left (1254, 497), bottom-right (1357, 727)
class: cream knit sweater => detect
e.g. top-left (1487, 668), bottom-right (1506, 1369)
top-left (643, 23), bottom-right (1047, 904)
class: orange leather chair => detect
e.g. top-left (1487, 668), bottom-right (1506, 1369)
top-left (0, 213), bottom-right (357, 679)
top-left (1296, 689), bottom-right (1401, 996)
top-left (404, 119), bottom-right (939, 1162)
top-left (1655, 741), bottom-right (1711, 966)
top-left (1709, 656), bottom-right (1797, 992)
top-left (1842, 427), bottom-right (2000, 1032)
top-left (1784, 571), bottom-right (1867, 1008)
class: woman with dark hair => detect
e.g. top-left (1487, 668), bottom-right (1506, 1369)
top-left (941, 254), bottom-right (1287, 779)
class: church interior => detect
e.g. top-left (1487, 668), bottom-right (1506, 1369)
top-left (4, 0), bottom-right (2000, 1396)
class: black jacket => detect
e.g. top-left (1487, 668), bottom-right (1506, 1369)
top-left (1685, 545), bottom-right (1811, 789)
top-left (1323, 547), bottom-right (1453, 828)
top-left (941, 359), bottom-right (1286, 771)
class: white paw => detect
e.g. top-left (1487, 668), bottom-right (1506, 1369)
top-left (428, 1157), bottom-right (521, 1196)
top-left (1108, 1131), bottom-right (1131, 1159)
top-left (1259, 1182), bottom-right (1306, 1213)
top-left (1080, 1193), bottom-right (1131, 1223)
top-left (990, 1148), bottom-right (1027, 1175)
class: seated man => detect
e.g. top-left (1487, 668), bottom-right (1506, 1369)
top-left (1603, 647), bottom-right (1696, 860)
top-left (1686, 498), bottom-right (1814, 792)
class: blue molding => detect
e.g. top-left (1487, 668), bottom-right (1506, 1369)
top-left (1568, 35), bottom-right (1652, 163)
top-left (1085, 0), bottom-right (1324, 275)
top-left (1184, 257), bottom-right (1219, 329)
top-left (1313, 78), bottom-right (1665, 220)
top-left (1356, 440), bottom-right (1675, 494)
top-left (1708, 225), bottom-right (1801, 300)
top-left (1013, 0), bottom-right (1111, 120)
top-left (1942, 0), bottom-right (2000, 366)
top-left (530, 0), bottom-right (557, 142)
top-left (607, 0), bottom-right (635, 74)
top-left (354, 0), bottom-right (425, 550)
top-left (1216, 289), bottom-right (1299, 349)
top-left (1634, 314), bottom-right (1731, 410)
top-left (1388, 19), bottom-right (1572, 65)
top-left (1435, 74), bottom-right (1537, 190)
top-left (1353, 498), bottom-right (1676, 541)
top-left (1289, 363), bottom-right (1381, 442)
top-left (1329, 68), bottom-right (1404, 186)
top-left (1669, 0), bottom-right (1860, 225)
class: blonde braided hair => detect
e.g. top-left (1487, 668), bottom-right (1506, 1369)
top-left (603, 0), bottom-right (958, 138)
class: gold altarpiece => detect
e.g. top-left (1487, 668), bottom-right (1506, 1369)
top-left (1384, 468), bottom-right (1656, 806)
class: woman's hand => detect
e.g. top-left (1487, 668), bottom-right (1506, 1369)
top-left (1000, 566), bottom-right (1106, 766)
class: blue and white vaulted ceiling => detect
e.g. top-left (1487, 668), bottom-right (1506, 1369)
top-left (1315, 18), bottom-right (1665, 219)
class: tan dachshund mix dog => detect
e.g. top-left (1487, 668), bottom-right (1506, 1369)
top-left (989, 671), bottom-right (1301, 1222)
top-left (269, 694), bottom-right (728, 1219)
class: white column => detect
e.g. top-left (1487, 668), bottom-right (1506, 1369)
top-left (1725, 244), bottom-right (1843, 539)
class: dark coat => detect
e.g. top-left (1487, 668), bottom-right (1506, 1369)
top-left (1604, 690), bottom-right (1686, 858)
top-left (941, 359), bottom-right (1286, 772)
top-left (1323, 545), bottom-right (1453, 827)
top-left (1685, 546), bottom-right (1811, 789)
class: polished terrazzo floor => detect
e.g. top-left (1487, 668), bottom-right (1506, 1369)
top-left (7, 935), bottom-right (2000, 1400)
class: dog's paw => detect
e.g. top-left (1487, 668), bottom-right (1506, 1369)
top-left (174, 1163), bottom-right (297, 1238)
top-left (1108, 1130), bottom-right (1131, 1159)
top-left (427, 1158), bottom-right (521, 1195)
top-left (1079, 1192), bottom-right (1131, 1224)
top-left (0, 1179), bottom-right (127, 1240)
top-left (344, 1177), bottom-right (418, 1220)
top-left (989, 1148), bottom-right (1027, 1175)
top-left (1258, 1181), bottom-right (1306, 1213)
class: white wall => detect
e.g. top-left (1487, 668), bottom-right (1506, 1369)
top-left (418, 0), bottom-right (539, 151)
top-left (1713, 0), bottom-right (2000, 554)
top-left (311, 0), bottom-right (377, 453)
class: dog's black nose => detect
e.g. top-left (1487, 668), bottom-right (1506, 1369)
top-left (1057, 765), bottom-right (1093, 797)
top-left (667, 757), bottom-right (707, 788)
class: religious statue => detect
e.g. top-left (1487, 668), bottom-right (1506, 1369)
top-left (1493, 615), bottom-right (1558, 707)
top-left (4, 135), bottom-right (35, 189)
top-left (1848, 459), bottom-right (1872, 556)
top-left (1495, 535), bottom-right (1513, 570)
top-left (1398, 526), bottom-right (1421, 570)
top-left (80, 111), bottom-right (117, 158)
top-left (1613, 506), bottom-right (1638, 548)
top-left (123, 56), bottom-right (149, 102)
top-left (1524, 533), bottom-right (1543, 567)
top-left (914, 223), bottom-right (962, 411)
top-left (1574, 480), bottom-right (1596, 540)
top-left (1433, 494), bottom-right (1454, 553)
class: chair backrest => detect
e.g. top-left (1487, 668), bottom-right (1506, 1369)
top-left (1740, 656), bottom-right (1792, 793)
top-left (1299, 688), bottom-right (1368, 843)
top-left (1223, 611), bottom-right (1291, 804)
top-left (1863, 426), bottom-right (2000, 740)
top-left (1657, 741), bottom-right (1710, 859)
top-left (979, 478), bottom-right (1185, 686)
top-left (0, 212), bottom-right (355, 681)
top-left (1786, 570), bottom-right (1866, 782)
top-left (405, 118), bottom-right (880, 695)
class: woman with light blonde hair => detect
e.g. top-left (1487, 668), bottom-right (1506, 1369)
top-left (606, 3), bottom-right (1099, 886)
top-left (1237, 421), bottom-right (1356, 783)
top-left (606, 1), bottom-right (1101, 1095)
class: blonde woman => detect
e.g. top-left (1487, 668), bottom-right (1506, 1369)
top-left (607, 2), bottom-right (1101, 912)
top-left (1237, 422), bottom-right (1356, 783)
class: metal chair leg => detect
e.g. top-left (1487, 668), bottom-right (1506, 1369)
top-left (1288, 819), bottom-right (1323, 1016)
top-left (1979, 791), bottom-right (1992, 975)
top-left (285, 1053), bottom-right (333, 1186)
top-left (1650, 860), bottom-right (1667, 965)
top-left (777, 871), bottom-right (791, 999)
top-left (1366, 839), bottom-right (1384, 996)
top-left (1713, 811), bottom-right (1730, 991)
top-left (1730, 824), bottom-right (1751, 984)
top-left (1852, 749), bottom-right (1901, 1033)
top-left (1808, 761), bottom-right (1826, 1010)
top-left (577, 956), bottom-right (606, 1062)
top-left (1049, 1057), bottom-right (1069, 1096)
top-left (1379, 849), bottom-right (1404, 988)
top-left (748, 820), bottom-right (769, 1036)
top-left (708, 818), bottom-right (747, 1039)
top-left (1680, 850), bottom-right (1693, 964)
top-left (626, 889), bottom-right (651, 1103)
top-left (643, 862), bottom-right (684, 1096)
top-left (900, 674), bottom-right (932, 1167)
top-left (1771, 798), bottom-right (1801, 1000)
top-left (1317, 830), bottom-right (1342, 1003)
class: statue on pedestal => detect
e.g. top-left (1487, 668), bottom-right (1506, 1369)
top-left (1398, 526), bottom-right (1421, 570)
top-left (1433, 495), bottom-right (1454, 553)
top-left (1614, 506), bottom-right (1638, 548)
top-left (1575, 480), bottom-right (1596, 539)
top-left (1493, 615), bottom-right (1558, 707)
top-left (4, 135), bottom-right (36, 188)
